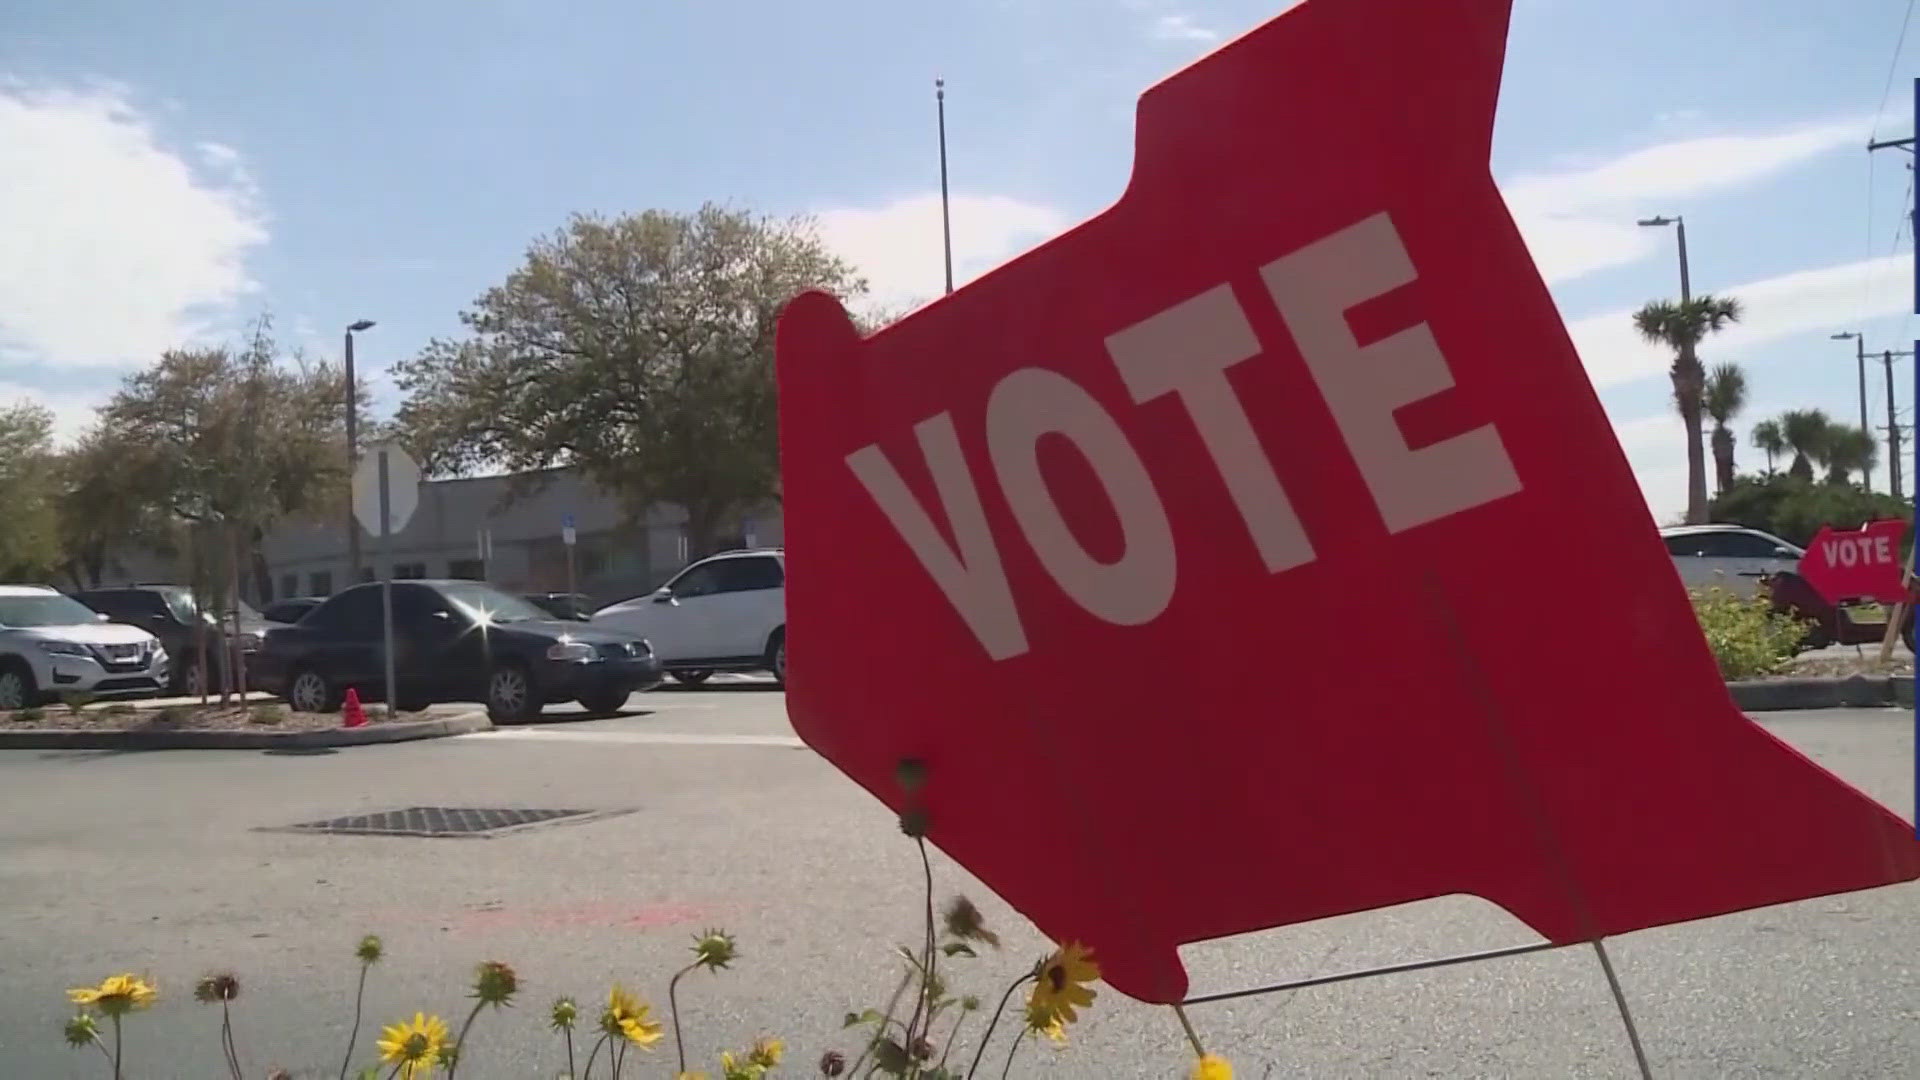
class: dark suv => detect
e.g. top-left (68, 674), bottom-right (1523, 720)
top-left (73, 586), bottom-right (284, 696)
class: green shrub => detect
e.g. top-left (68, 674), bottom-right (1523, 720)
top-left (1690, 586), bottom-right (1809, 679)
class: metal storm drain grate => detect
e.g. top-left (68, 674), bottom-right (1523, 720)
top-left (275, 806), bottom-right (623, 839)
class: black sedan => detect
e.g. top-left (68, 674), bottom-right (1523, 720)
top-left (253, 580), bottom-right (663, 722)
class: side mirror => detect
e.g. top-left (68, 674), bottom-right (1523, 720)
top-left (97, 612), bottom-right (111, 622)
top-left (1775, 546), bottom-right (1798, 558)
top-left (652, 588), bottom-right (674, 604)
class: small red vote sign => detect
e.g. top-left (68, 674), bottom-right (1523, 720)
top-left (1798, 519), bottom-right (1911, 606)
top-left (775, 0), bottom-right (1919, 1005)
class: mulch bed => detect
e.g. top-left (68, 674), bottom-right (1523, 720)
top-left (1779, 654), bottom-right (1914, 680)
top-left (0, 701), bottom-right (427, 732)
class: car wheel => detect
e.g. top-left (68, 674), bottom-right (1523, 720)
top-left (286, 668), bottom-right (340, 714)
top-left (669, 669), bottom-right (714, 685)
top-left (577, 687), bottom-right (630, 715)
top-left (486, 663), bottom-right (541, 723)
top-left (766, 627), bottom-right (786, 688)
top-left (0, 661), bottom-right (37, 711)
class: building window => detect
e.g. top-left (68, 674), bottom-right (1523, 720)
top-left (447, 558), bottom-right (484, 581)
top-left (281, 574), bottom-right (297, 599)
top-left (394, 562), bottom-right (428, 580)
top-left (310, 571), bottom-right (333, 596)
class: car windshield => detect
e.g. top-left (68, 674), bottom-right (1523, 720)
top-left (0, 593), bottom-right (104, 628)
top-left (439, 583), bottom-right (554, 624)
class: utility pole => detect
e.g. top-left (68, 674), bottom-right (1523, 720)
top-left (1832, 332), bottom-right (1872, 490)
top-left (1883, 349), bottom-right (1914, 499)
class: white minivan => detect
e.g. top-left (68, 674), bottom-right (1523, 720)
top-left (591, 549), bottom-right (786, 686)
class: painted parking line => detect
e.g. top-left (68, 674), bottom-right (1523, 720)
top-left (464, 728), bottom-right (804, 749)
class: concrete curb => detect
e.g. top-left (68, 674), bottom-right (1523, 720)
top-left (1730, 675), bottom-right (1914, 712)
top-left (0, 711), bottom-right (492, 751)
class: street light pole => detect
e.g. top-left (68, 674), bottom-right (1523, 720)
top-left (344, 320), bottom-right (375, 585)
top-left (936, 77), bottom-right (954, 296)
top-left (1832, 331), bottom-right (1872, 491)
top-left (1637, 215), bottom-right (1690, 303)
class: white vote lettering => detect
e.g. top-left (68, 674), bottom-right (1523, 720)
top-left (986, 367), bottom-right (1178, 628)
top-left (845, 211), bottom-right (1520, 661)
top-left (846, 414), bottom-right (1031, 660)
top-left (1260, 212), bottom-right (1522, 532)
top-left (1876, 535), bottom-right (1894, 563)
top-left (1106, 283), bottom-right (1315, 573)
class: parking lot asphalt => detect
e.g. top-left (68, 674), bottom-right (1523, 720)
top-left (0, 688), bottom-right (1913, 1078)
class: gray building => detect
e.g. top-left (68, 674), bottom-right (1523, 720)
top-left (100, 468), bottom-right (784, 610)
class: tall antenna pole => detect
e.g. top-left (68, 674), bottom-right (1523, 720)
top-left (937, 77), bottom-right (954, 295)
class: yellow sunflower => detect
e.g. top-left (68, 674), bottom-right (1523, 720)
top-left (600, 984), bottom-right (664, 1048)
top-left (1190, 1052), bottom-right (1233, 1080)
top-left (67, 974), bottom-right (157, 1017)
top-left (748, 1036), bottom-right (784, 1068)
top-left (375, 1012), bottom-right (451, 1078)
top-left (1024, 999), bottom-right (1068, 1046)
top-left (1028, 941), bottom-right (1099, 1025)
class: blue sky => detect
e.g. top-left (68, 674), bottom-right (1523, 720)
top-left (2, 0), bottom-right (1917, 523)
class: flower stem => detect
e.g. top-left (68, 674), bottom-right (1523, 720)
top-left (91, 1033), bottom-right (114, 1071)
top-left (667, 963), bottom-right (696, 1074)
top-left (110, 1013), bottom-right (122, 1080)
top-left (221, 1001), bottom-right (243, 1080)
top-left (998, 1030), bottom-right (1025, 1080)
top-left (964, 973), bottom-right (1035, 1080)
top-left (564, 1027), bottom-right (576, 1079)
top-left (338, 962), bottom-right (370, 1080)
top-left (581, 1033), bottom-right (609, 1080)
top-left (903, 836), bottom-right (937, 1049)
top-left (384, 1063), bottom-right (404, 1080)
top-left (847, 968), bottom-right (912, 1077)
top-left (612, 1037), bottom-right (626, 1080)
top-left (937, 1009), bottom-right (968, 1070)
top-left (443, 999), bottom-right (487, 1079)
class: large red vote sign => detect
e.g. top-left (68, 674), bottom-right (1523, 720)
top-left (775, 0), bottom-right (1920, 1005)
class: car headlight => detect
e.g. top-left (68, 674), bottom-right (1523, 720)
top-left (38, 640), bottom-right (90, 657)
top-left (546, 641), bottom-right (597, 662)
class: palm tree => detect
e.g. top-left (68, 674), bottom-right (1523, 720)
top-left (1750, 418), bottom-right (1785, 476)
top-left (1632, 295), bottom-right (1744, 524)
top-left (1778, 408), bottom-right (1833, 482)
top-left (1701, 363), bottom-right (1747, 494)
top-left (1823, 424), bottom-right (1879, 486)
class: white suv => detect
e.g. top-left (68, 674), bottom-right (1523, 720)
top-left (1659, 524), bottom-right (1803, 598)
top-left (592, 549), bottom-right (786, 686)
top-left (0, 585), bottom-right (170, 709)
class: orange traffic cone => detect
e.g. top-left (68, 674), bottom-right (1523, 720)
top-left (342, 686), bottom-right (367, 728)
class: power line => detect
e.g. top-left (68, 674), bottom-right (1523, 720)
top-left (1872, 0), bottom-right (1918, 142)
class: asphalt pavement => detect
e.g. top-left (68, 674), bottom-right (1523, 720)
top-left (0, 685), bottom-right (1914, 1078)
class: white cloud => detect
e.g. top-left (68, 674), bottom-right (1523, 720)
top-left (1567, 253), bottom-right (1912, 390)
top-left (1608, 411), bottom-right (1691, 526)
top-left (1499, 118), bottom-right (1865, 285)
top-left (814, 193), bottom-right (1070, 315)
top-left (0, 82), bottom-right (268, 369)
top-left (1148, 13), bottom-right (1219, 42)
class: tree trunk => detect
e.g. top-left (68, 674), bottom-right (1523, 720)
top-left (229, 524), bottom-right (248, 705)
top-left (1710, 425), bottom-right (1736, 496)
top-left (1672, 349), bottom-right (1710, 524)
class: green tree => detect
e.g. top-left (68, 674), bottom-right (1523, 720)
top-left (1778, 408), bottom-right (1832, 482)
top-left (1632, 294), bottom-right (1743, 524)
top-left (56, 427), bottom-right (173, 590)
top-left (1710, 472), bottom-right (1911, 548)
top-left (0, 402), bottom-right (63, 580)
top-left (1749, 418), bottom-right (1785, 476)
top-left (1821, 424), bottom-right (1878, 487)
top-left (392, 204), bottom-right (867, 558)
top-left (1701, 362), bottom-right (1747, 495)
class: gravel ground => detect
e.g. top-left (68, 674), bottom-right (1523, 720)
top-left (0, 701), bottom-right (420, 731)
